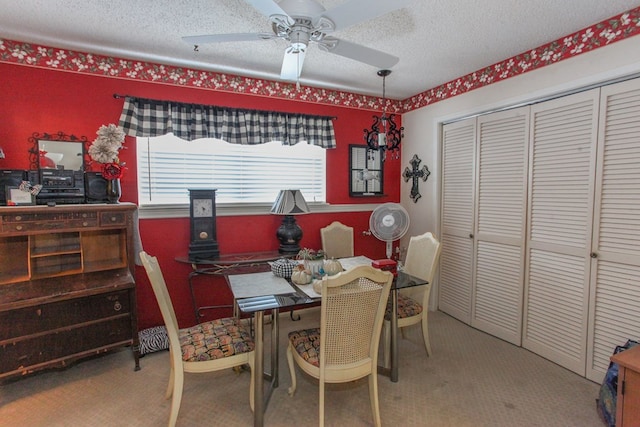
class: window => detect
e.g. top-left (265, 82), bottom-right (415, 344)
top-left (137, 134), bottom-right (326, 206)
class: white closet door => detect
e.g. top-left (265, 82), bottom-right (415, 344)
top-left (523, 89), bottom-right (599, 375)
top-left (586, 79), bottom-right (640, 383)
top-left (440, 118), bottom-right (476, 323)
top-left (472, 107), bottom-right (529, 345)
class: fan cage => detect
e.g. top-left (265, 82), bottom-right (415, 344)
top-left (369, 203), bottom-right (410, 242)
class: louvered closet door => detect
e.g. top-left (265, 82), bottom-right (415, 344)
top-left (472, 107), bottom-right (529, 345)
top-left (439, 118), bottom-right (476, 324)
top-left (586, 78), bottom-right (640, 383)
top-left (523, 89), bottom-right (599, 376)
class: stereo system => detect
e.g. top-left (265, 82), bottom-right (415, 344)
top-left (1, 169), bottom-right (110, 205)
top-left (34, 169), bottom-right (85, 205)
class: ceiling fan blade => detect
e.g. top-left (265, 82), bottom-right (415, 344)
top-left (318, 37), bottom-right (399, 69)
top-left (320, 0), bottom-right (411, 31)
top-left (244, 0), bottom-right (292, 22)
top-left (280, 47), bottom-right (306, 81)
top-left (182, 33), bottom-right (275, 45)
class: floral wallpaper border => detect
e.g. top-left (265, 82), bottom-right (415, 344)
top-left (402, 7), bottom-right (640, 112)
top-left (1, 6), bottom-right (639, 114)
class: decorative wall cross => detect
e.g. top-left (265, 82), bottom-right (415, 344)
top-left (402, 154), bottom-right (431, 203)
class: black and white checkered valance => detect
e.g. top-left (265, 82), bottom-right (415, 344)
top-left (118, 96), bottom-right (336, 148)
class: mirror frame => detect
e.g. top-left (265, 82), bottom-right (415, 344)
top-left (349, 144), bottom-right (384, 197)
top-left (28, 131), bottom-right (89, 171)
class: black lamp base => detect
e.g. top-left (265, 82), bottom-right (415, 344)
top-left (276, 215), bottom-right (303, 254)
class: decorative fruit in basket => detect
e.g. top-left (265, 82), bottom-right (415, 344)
top-left (291, 265), bottom-right (312, 285)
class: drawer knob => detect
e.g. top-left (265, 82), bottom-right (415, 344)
top-left (114, 301), bottom-right (122, 311)
top-left (83, 221), bottom-right (88, 227)
top-left (110, 216), bottom-right (117, 222)
top-left (15, 215), bottom-right (22, 221)
top-left (15, 225), bottom-right (23, 231)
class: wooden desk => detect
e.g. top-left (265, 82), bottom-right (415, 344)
top-left (0, 204), bottom-right (139, 380)
top-left (175, 251), bottom-right (292, 321)
top-left (611, 345), bottom-right (640, 427)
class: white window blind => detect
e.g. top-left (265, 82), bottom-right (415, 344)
top-left (137, 134), bottom-right (326, 206)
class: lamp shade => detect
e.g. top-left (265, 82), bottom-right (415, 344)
top-left (270, 189), bottom-right (310, 215)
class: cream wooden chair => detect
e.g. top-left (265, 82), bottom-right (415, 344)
top-left (382, 232), bottom-right (441, 368)
top-left (139, 251), bottom-right (255, 427)
top-left (320, 220), bottom-right (354, 259)
top-left (286, 265), bottom-right (393, 427)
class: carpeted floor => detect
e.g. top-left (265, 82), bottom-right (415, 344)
top-left (0, 309), bottom-right (603, 426)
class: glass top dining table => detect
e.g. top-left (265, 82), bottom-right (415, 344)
top-left (226, 261), bottom-right (428, 427)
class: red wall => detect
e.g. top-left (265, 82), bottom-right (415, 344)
top-left (1, 62), bottom-right (401, 329)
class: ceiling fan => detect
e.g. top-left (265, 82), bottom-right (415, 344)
top-left (182, 0), bottom-right (410, 82)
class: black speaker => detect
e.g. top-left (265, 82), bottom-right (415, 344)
top-left (84, 171), bottom-right (109, 203)
top-left (0, 170), bottom-right (27, 206)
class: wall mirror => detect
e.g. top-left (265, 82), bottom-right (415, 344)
top-left (28, 132), bottom-right (88, 171)
top-left (349, 145), bottom-right (383, 197)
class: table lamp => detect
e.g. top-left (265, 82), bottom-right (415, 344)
top-left (270, 189), bottom-right (310, 254)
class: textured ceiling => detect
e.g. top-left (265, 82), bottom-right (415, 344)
top-left (1, 0), bottom-right (639, 99)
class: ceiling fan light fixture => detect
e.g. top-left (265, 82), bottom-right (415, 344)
top-left (364, 69), bottom-right (404, 161)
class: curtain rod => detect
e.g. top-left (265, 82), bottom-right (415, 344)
top-left (113, 93), bottom-right (337, 120)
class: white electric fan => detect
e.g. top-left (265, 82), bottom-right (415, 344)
top-left (369, 203), bottom-right (410, 259)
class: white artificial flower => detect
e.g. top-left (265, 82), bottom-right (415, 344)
top-left (88, 141), bottom-right (118, 164)
top-left (89, 124), bottom-right (125, 164)
top-left (96, 124), bottom-right (125, 144)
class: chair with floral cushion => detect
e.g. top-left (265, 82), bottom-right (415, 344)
top-left (382, 232), bottom-right (441, 368)
top-left (139, 251), bottom-right (255, 427)
top-left (286, 265), bottom-right (393, 427)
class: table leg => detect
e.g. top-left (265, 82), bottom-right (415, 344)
top-left (271, 308), bottom-right (279, 388)
top-left (390, 288), bottom-right (399, 382)
top-left (188, 271), bottom-right (200, 322)
top-left (253, 308), bottom-right (281, 427)
top-left (254, 310), bottom-right (264, 427)
top-left (189, 270), bottom-right (233, 321)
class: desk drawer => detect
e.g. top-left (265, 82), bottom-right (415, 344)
top-left (3, 219), bottom-right (98, 233)
top-left (100, 212), bottom-right (127, 226)
top-left (2, 212), bottom-right (97, 223)
top-left (2, 212), bottom-right (99, 233)
top-left (0, 315), bottom-right (133, 375)
top-left (0, 290), bottom-right (131, 341)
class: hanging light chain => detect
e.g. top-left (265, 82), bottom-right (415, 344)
top-left (381, 72), bottom-right (388, 132)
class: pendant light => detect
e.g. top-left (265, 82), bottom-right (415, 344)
top-left (363, 69), bottom-right (403, 161)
